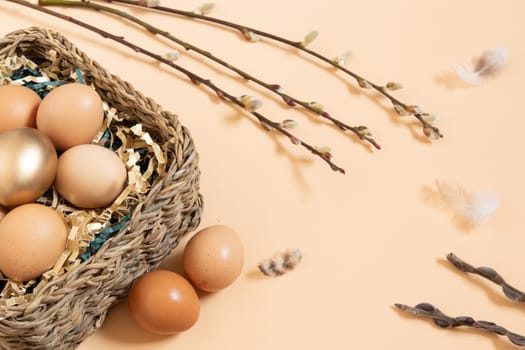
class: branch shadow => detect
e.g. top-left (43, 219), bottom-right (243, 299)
top-left (274, 45), bottom-right (437, 145)
top-left (340, 71), bottom-right (434, 145)
top-left (223, 110), bottom-right (315, 193)
top-left (421, 185), bottom-right (475, 233)
top-left (139, 31), bottom-right (379, 154)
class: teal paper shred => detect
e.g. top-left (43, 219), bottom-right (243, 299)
top-left (8, 67), bottom-right (65, 98)
top-left (10, 66), bottom-right (40, 80)
top-left (80, 215), bottom-right (131, 261)
top-left (75, 68), bottom-right (86, 84)
top-left (99, 128), bottom-right (112, 148)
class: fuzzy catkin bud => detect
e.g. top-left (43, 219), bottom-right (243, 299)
top-left (162, 50), bottom-right (180, 61)
top-left (314, 146), bottom-right (332, 160)
top-left (242, 30), bottom-right (260, 42)
top-left (358, 79), bottom-right (372, 89)
top-left (308, 101), bottom-right (324, 112)
top-left (193, 3), bottom-right (215, 15)
top-left (332, 51), bottom-right (352, 67)
top-left (356, 126), bottom-right (371, 136)
top-left (385, 82), bottom-right (403, 90)
top-left (139, 0), bottom-right (159, 7)
top-left (423, 126), bottom-right (440, 140)
top-left (280, 119), bottom-right (299, 129)
top-left (290, 136), bottom-right (301, 145)
top-left (422, 113), bottom-right (439, 123)
top-left (240, 95), bottom-right (263, 111)
top-left (301, 30), bottom-right (319, 47)
top-left (314, 145), bottom-right (331, 154)
top-left (406, 105), bottom-right (423, 114)
top-left (394, 104), bottom-right (409, 116)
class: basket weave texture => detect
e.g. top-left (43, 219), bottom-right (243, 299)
top-left (0, 27), bottom-right (203, 349)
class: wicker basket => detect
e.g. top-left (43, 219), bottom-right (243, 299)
top-left (0, 27), bottom-right (203, 349)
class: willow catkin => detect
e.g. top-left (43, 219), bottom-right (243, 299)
top-left (258, 248), bottom-right (302, 277)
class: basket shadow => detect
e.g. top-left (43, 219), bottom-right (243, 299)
top-left (96, 242), bottom-right (212, 345)
top-left (97, 301), bottom-right (175, 344)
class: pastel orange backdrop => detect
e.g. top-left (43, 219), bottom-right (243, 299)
top-left (1, 1), bottom-right (524, 349)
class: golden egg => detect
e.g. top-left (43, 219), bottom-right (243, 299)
top-left (0, 128), bottom-right (58, 207)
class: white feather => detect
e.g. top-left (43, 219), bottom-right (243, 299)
top-left (475, 48), bottom-right (507, 75)
top-left (453, 48), bottom-right (507, 85)
top-left (453, 64), bottom-right (482, 85)
top-left (435, 180), bottom-right (498, 225)
top-left (459, 191), bottom-right (500, 225)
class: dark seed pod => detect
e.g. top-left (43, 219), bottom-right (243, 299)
top-left (502, 284), bottom-right (525, 301)
top-left (508, 332), bottom-right (525, 346)
top-left (456, 316), bottom-right (475, 326)
top-left (433, 319), bottom-right (451, 328)
top-left (415, 303), bottom-right (435, 312)
top-left (476, 266), bottom-right (501, 281)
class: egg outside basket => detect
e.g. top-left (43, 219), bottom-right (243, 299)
top-left (0, 27), bottom-right (203, 349)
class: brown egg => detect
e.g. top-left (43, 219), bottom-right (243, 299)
top-left (36, 83), bottom-right (103, 150)
top-left (183, 225), bottom-right (244, 292)
top-left (54, 144), bottom-right (127, 209)
top-left (0, 203), bottom-right (67, 282)
top-left (0, 85), bottom-right (41, 133)
top-left (128, 270), bottom-right (200, 334)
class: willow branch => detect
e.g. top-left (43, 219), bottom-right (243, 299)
top-left (7, 0), bottom-right (346, 174)
top-left (395, 302), bottom-right (525, 347)
top-left (104, 0), bottom-right (442, 140)
top-left (40, 0), bottom-right (380, 150)
top-left (447, 253), bottom-right (525, 303)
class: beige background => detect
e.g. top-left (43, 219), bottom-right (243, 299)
top-left (1, 0), bottom-right (525, 349)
